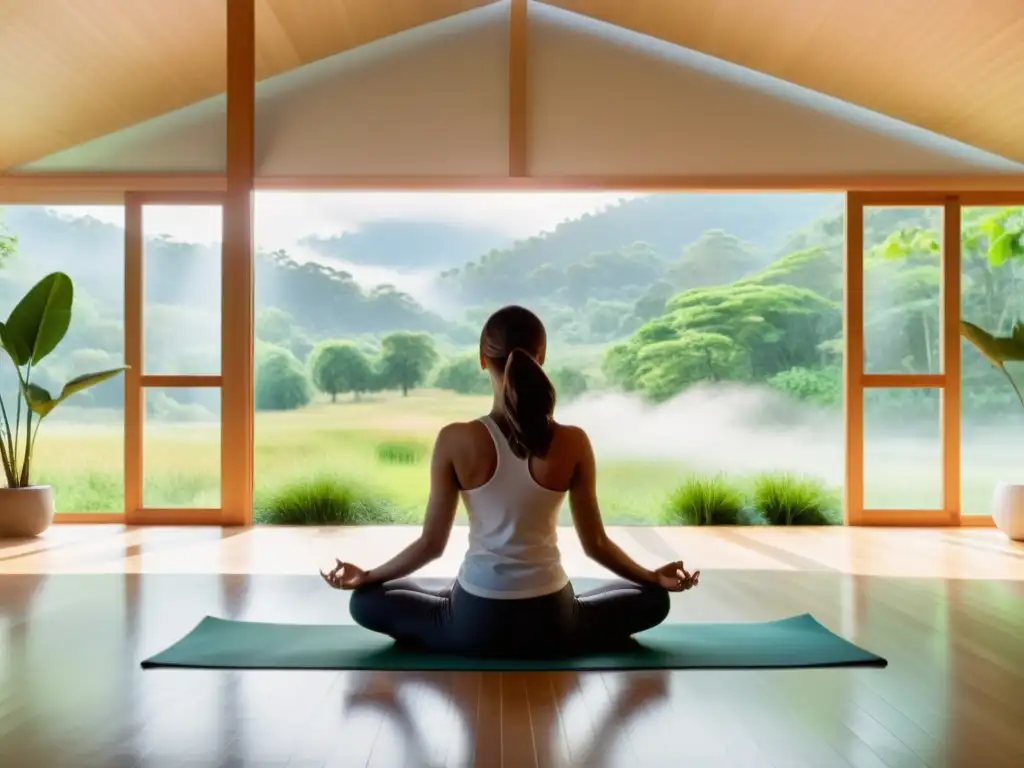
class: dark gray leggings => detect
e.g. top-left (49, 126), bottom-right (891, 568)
top-left (348, 578), bottom-right (670, 657)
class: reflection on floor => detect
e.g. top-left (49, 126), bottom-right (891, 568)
top-left (0, 526), bottom-right (1022, 767)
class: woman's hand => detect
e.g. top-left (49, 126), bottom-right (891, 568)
top-left (320, 559), bottom-right (368, 590)
top-left (653, 561), bottom-right (700, 592)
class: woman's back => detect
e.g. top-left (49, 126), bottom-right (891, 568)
top-left (455, 415), bottom-right (573, 599)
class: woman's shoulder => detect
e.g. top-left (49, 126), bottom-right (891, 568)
top-left (550, 420), bottom-right (590, 451)
top-left (436, 418), bottom-right (491, 445)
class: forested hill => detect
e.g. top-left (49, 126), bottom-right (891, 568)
top-left (1, 207), bottom-right (446, 337)
top-left (438, 193), bottom-right (839, 305)
top-left (302, 220), bottom-right (512, 269)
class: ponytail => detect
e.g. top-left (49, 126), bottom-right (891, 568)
top-left (502, 348), bottom-right (556, 459)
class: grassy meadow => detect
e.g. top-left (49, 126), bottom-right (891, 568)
top-left (30, 391), bottom-right (705, 522)
top-left (29, 388), bottom-right (1008, 521)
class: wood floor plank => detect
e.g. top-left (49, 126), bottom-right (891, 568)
top-left (0, 526), bottom-right (1022, 766)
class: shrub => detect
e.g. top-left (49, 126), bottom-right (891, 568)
top-left (551, 366), bottom-right (589, 401)
top-left (254, 478), bottom-right (403, 525)
top-left (375, 441), bottom-right (428, 465)
top-left (661, 474), bottom-right (762, 525)
top-left (434, 355), bottom-right (490, 395)
top-left (752, 473), bottom-right (842, 525)
top-left (255, 343), bottom-right (312, 411)
top-left (767, 366), bottom-right (841, 407)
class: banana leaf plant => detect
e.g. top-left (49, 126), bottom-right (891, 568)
top-left (0, 272), bottom-right (127, 488)
top-left (960, 320), bottom-right (1024, 409)
top-left (874, 207), bottom-right (1024, 404)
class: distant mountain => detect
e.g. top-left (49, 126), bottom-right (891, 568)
top-left (526, 193), bottom-right (841, 260)
top-left (0, 207), bottom-right (448, 340)
top-left (439, 193), bottom-right (841, 305)
top-left (302, 220), bottom-right (512, 270)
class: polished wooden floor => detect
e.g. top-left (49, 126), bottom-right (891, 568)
top-left (1, 525), bottom-right (1022, 767)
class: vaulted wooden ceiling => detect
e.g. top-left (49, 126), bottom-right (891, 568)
top-left (547, 0), bottom-right (1024, 165)
top-left (2, 0), bottom-right (1023, 172)
top-left (0, 0), bottom-right (494, 170)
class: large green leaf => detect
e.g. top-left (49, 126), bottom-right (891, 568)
top-left (23, 383), bottom-right (57, 417)
top-left (24, 367), bottom-right (127, 418)
top-left (0, 320), bottom-right (17, 363)
top-left (960, 320), bottom-right (1024, 366)
top-left (988, 232), bottom-right (1013, 267)
top-left (58, 367), bottom-right (127, 401)
top-left (4, 272), bottom-right (73, 366)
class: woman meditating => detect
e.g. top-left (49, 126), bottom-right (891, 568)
top-left (321, 305), bottom-right (698, 657)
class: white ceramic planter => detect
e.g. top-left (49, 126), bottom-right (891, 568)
top-left (992, 482), bottom-right (1024, 541)
top-left (0, 486), bottom-right (55, 538)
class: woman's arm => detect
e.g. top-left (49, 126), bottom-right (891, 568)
top-left (566, 428), bottom-right (660, 587)
top-left (360, 425), bottom-right (461, 586)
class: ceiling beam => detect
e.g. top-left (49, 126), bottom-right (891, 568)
top-left (508, 0), bottom-right (528, 176)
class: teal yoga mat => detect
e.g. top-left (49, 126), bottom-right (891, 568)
top-left (141, 614), bottom-right (885, 671)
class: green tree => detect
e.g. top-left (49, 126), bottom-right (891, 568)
top-left (255, 343), bottom-right (312, 411)
top-left (633, 280), bottom-right (675, 321)
top-left (379, 332), bottom-right (439, 396)
top-left (632, 332), bottom-right (748, 402)
top-left (605, 280), bottom-right (837, 401)
top-left (309, 340), bottom-right (374, 402)
top-left (551, 366), bottom-right (588, 401)
top-left (434, 355), bottom-right (490, 395)
top-left (256, 307), bottom-right (297, 346)
top-left (668, 230), bottom-right (761, 289)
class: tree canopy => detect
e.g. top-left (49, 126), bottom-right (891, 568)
top-left (378, 332), bottom-right (439, 396)
top-left (309, 341), bottom-right (374, 402)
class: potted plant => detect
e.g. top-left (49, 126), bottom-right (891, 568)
top-left (960, 320), bottom-right (1024, 540)
top-left (1, 272), bottom-right (126, 537)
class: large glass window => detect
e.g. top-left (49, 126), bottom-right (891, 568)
top-left (252, 192), bottom-right (846, 526)
top-left (960, 205), bottom-right (1024, 515)
top-left (863, 207), bottom-right (942, 375)
top-left (0, 205), bottom-right (125, 513)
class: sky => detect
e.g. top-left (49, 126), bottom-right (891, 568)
top-left (54, 191), bottom-right (639, 250)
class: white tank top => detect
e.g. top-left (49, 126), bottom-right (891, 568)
top-left (456, 415), bottom-right (569, 600)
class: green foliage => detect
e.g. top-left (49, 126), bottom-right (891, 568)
top-left (767, 366), bottom-right (841, 407)
top-left (633, 332), bottom-right (748, 402)
top-left (661, 475), bottom-right (759, 525)
top-left (440, 195), bottom-right (831, 307)
top-left (0, 272), bottom-right (126, 488)
top-left (375, 441), bottom-right (428, 465)
top-left (959, 320), bottom-right (1024, 410)
top-left (551, 366), bottom-right (588, 401)
top-left (256, 307), bottom-right (313, 361)
top-left (751, 474), bottom-right (841, 525)
top-left (667, 229), bottom-right (761, 289)
top-left (633, 281), bottom-right (674, 321)
top-left (254, 477), bottom-right (403, 525)
top-left (434, 355), bottom-right (490, 395)
top-left (378, 332), bottom-right (439, 396)
top-left (607, 280), bottom-right (839, 403)
top-left (254, 343), bottom-right (312, 412)
top-left (309, 340), bottom-right (374, 402)
top-left (879, 207), bottom-right (1024, 413)
top-left (256, 307), bottom-right (297, 346)
top-left (743, 247), bottom-right (841, 300)
top-left (0, 218), bottom-right (15, 268)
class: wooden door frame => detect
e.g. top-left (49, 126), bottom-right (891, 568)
top-left (845, 192), bottom-right (966, 526)
top-left (122, 191), bottom-right (234, 526)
